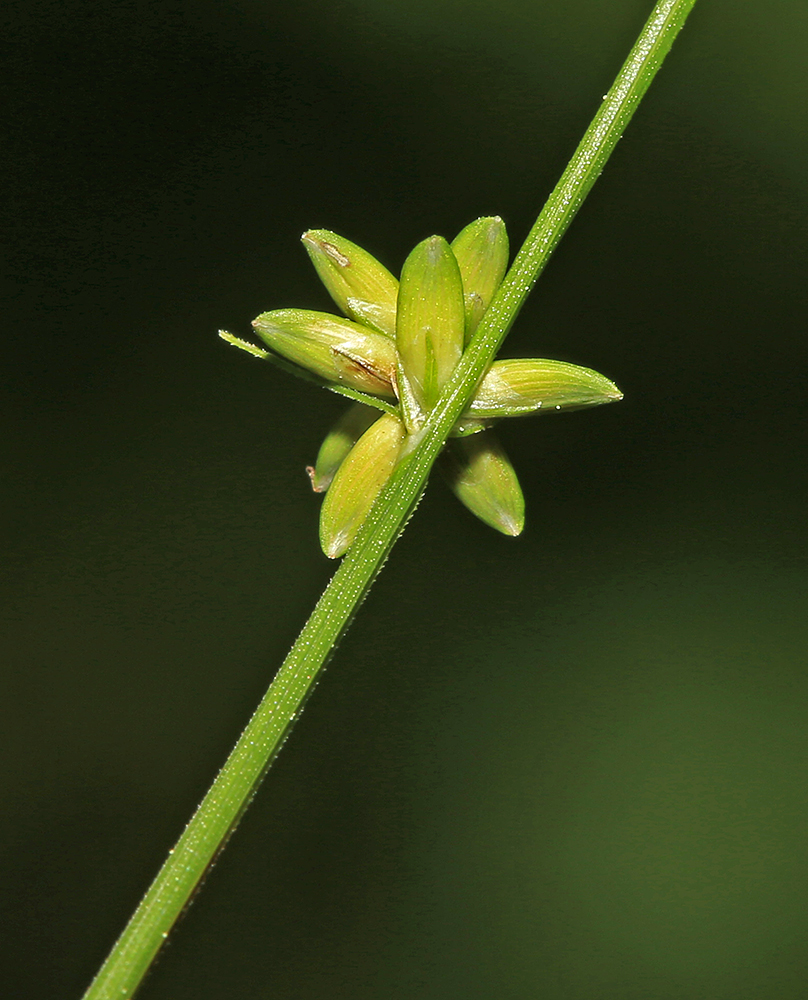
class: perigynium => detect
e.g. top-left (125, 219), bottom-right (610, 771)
top-left (221, 216), bottom-right (622, 557)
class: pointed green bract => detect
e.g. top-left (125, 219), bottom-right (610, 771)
top-left (451, 216), bottom-right (509, 342)
top-left (440, 431), bottom-right (524, 536)
top-left (465, 358), bottom-right (623, 418)
top-left (396, 236), bottom-right (465, 419)
top-left (252, 308), bottom-right (398, 398)
top-left (307, 403), bottom-right (380, 493)
top-left (302, 230), bottom-right (399, 338)
top-left (218, 330), bottom-right (270, 359)
top-left (319, 412), bottom-right (406, 558)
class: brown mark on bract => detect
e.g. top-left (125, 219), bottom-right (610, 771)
top-left (321, 241), bottom-right (350, 267)
top-left (331, 347), bottom-right (392, 393)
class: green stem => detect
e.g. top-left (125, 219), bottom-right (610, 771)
top-left (83, 2), bottom-right (698, 997)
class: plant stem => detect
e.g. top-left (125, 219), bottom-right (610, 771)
top-left (83, 2), bottom-right (698, 997)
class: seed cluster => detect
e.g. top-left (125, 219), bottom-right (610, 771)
top-left (223, 218), bottom-right (622, 557)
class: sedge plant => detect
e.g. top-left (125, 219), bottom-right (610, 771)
top-left (83, 1), bottom-right (699, 997)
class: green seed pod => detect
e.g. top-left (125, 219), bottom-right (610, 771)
top-left (396, 236), bottom-right (465, 418)
top-left (252, 308), bottom-right (399, 398)
top-left (440, 431), bottom-right (524, 536)
top-left (450, 216), bottom-right (509, 342)
top-left (306, 403), bottom-right (380, 493)
top-left (302, 230), bottom-right (399, 338)
top-left (464, 358), bottom-right (623, 419)
top-left (319, 413), bottom-right (406, 558)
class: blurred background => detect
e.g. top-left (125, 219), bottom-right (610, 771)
top-left (3, 1), bottom-right (808, 997)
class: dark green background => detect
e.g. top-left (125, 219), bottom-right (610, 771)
top-left (4, 1), bottom-right (808, 997)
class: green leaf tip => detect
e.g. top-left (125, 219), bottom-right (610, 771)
top-left (218, 330), bottom-right (270, 359)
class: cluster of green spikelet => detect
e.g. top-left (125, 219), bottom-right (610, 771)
top-left (221, 217), bottom-right (622, 558)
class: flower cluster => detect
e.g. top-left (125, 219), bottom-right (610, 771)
top-left (221, 218), bottom-right (622, 558)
